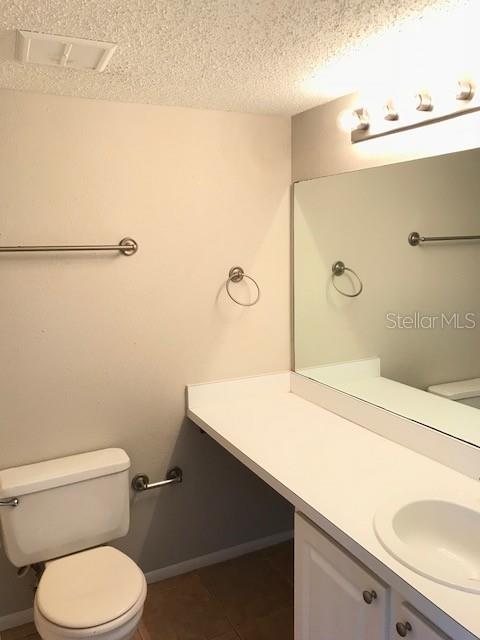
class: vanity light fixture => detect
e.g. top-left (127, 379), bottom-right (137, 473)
top-left (351, 78), bottom-right (479, 143)
top-left (351, 107), bottom-right (370, 131)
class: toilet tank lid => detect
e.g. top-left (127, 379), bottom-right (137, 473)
top-left (0, 448), bottom-right (130, 498)
top-left (427, 377), bottom-right (480, 400)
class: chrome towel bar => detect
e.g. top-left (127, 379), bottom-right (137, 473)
top-left (132, 466), bottom-right (183, 492)
top-left (408, 232), bottom-right (480, 246)
top-left (0, 237), bottom-right (138, 256)
top-left (0, 498), bottom-right (19, 507)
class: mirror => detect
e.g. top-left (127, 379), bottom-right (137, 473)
top-left (293, 147), bottom-right (480, 447)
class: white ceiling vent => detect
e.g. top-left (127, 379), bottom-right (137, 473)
top-left (16, 30), bottom-right (117, 72)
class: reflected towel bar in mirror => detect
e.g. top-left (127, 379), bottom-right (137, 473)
top-left (0, 237), bottom-right (138, 255)
top-left (408, 232), bottom-right (480, 246)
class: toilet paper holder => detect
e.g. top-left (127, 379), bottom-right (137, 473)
top-left (132, 466), bottom-right (183, 492)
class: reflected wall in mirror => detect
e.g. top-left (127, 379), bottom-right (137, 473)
top-left (293, 147), bottom-right (480, 447)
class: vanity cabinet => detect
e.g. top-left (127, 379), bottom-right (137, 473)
top-left (295, 513), bottom-right (452, 640)
top-left (390, 599), bottom-right (452, 640)
top-left (295, 511), bottom-right (388, 640)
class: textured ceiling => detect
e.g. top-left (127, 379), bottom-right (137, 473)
top-left (0, 0), bottom-right (471, 115)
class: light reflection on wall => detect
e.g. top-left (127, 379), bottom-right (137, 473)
top-left (304, 0), bottom-right (480, 107)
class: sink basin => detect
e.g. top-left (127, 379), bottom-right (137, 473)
top-left (374, 497), bottom-right (480, 593)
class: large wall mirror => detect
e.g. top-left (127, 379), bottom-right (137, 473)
top-left (293, 147), bottom-right (480, 448)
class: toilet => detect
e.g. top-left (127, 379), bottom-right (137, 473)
top-left (427, 377), bottom-right (480, 408)
top-left (0, 449), bottom-right (147, 640)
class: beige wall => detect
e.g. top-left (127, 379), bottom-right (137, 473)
top-left (0, 89), bottom-right (292, 618)
top-left (292, 93), bottom-right (480, 181)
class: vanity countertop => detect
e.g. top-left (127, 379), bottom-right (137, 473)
top-left (187, 371), bottom-right (480, 640)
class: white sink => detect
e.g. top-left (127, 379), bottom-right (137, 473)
top-left (374, 497), bottom-right (480, 593)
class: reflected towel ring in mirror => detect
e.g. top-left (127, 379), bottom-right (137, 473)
top-left (331, 261), bottom-right (363, 297)
top-left (226, 266), bottom-right (261, 307)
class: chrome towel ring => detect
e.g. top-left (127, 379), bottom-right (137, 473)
top-left (331, 261), bottom-right (363, 298)
top-left (226, 266), bottom-right (261, 307)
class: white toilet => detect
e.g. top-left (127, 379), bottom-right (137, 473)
top-left (427, 377), bottom-right (480, 408)
top-left (0, 448), bottom-right (147, 640)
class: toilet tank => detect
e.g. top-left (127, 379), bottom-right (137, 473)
top-left (427, 377), bottom-right (480, 408)
top-left (0, 448), bottom-right (130, 567)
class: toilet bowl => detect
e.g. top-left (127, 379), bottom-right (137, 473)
top-left (0, 449), bottom-right (147, 640)
top-left (33, 546), bottom-right (147, 640)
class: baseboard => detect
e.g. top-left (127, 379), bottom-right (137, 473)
top-left (145, 529), bottom-right (293, 584)
top-left (0, 530), bottom-right (293, 632)
top-left (0, 607), bottom-right (34, 632)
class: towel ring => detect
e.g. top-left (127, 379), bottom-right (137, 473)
top-left (226, 266), bottom-right (261, 307)
top-left (331, 261), bottom-right (363, 298)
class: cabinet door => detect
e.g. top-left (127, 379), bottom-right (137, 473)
top-left (391, 601), bottom-right (452, 640)
top-left (295, 512), bottom-right (389, 640)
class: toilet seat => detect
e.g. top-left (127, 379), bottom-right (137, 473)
top-left (34, 546), bottom-right (146, 640)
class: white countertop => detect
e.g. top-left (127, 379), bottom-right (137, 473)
top-left (187, 371), bottom-right (480, 640)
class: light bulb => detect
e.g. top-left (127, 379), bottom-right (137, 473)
top-left (384, 100), bottom-right (399, 121)
top-left (457, 80), bottom-right (474, 101)
top-left (350, 108), bottom-right (370, 131)
top-left (415, 92), bottom-right (433, 112)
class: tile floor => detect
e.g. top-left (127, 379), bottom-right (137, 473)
top-left (2, 541), bottom-right (294, 640)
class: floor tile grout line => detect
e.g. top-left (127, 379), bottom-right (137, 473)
top-left (196, 570), bottom-right (217, 602)
top-left (201, 580), bottom-right (240, 640)
top-left (235, 603), bottom-right (295, 640)
top-left (194, 567), bottom-right (241, 638)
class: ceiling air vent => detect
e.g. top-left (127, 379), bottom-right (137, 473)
top-left (16, 30), bottom-right (117, 72)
